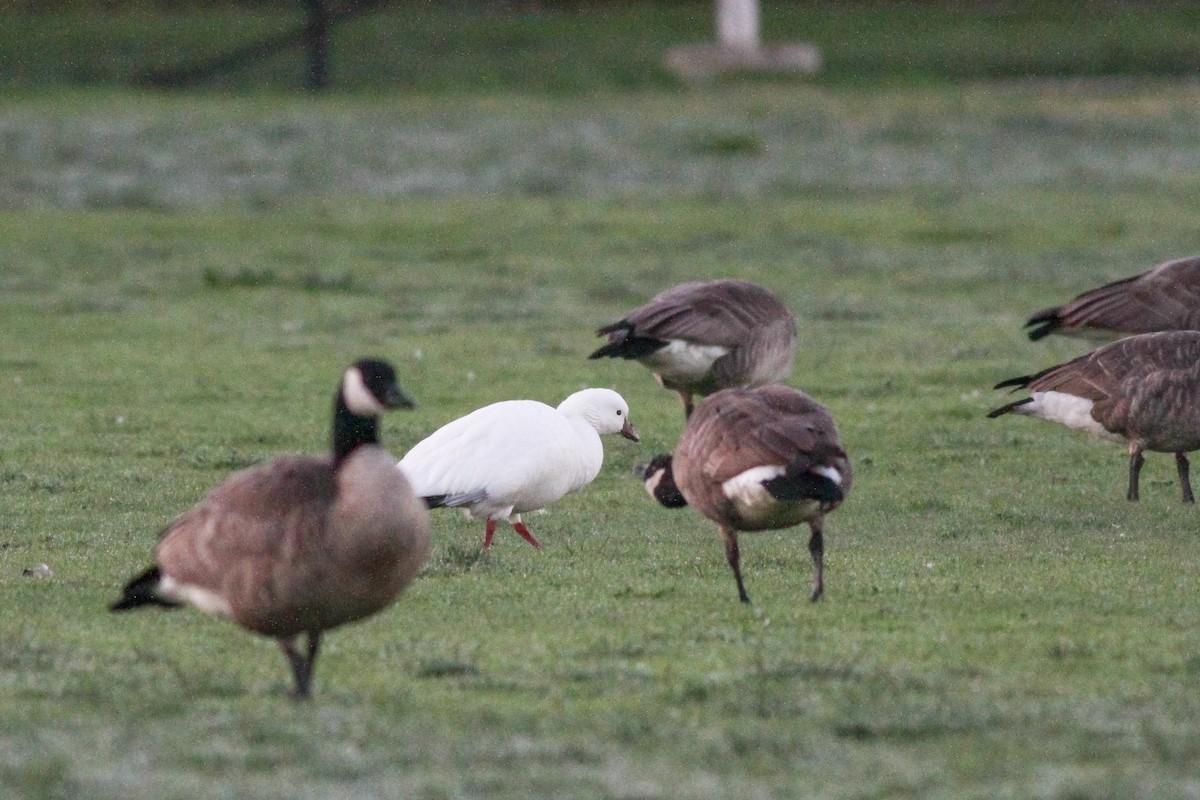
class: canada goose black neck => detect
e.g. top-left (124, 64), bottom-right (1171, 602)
top-left (333, 396), bottom-right (381, 468)
top-left (637, 455), bottom-right (688, 508)
top-left (332, 359), bottom-right (412, 469)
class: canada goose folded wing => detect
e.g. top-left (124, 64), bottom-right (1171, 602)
top-left (1027, 256), bottom-right (1200, 340)
top-left (607, 279), bottom-right (793, 347)
top-left (709, 315), bottom-right (798, 391)
top-left (151, 455), bottom-right (419, 632)
top-left (687, 388), bottom-right (846, 486)
top-left (1017, 330), bottom-right (1200, 398)
top-left (154, 458), bottom-right (334, 586)
top-left (590, 280), bottom-right (797, 417)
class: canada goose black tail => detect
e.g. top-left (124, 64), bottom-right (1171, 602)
top-left (993, 374), bottom-right (1034, 392)
top-left (763, 470), bottom-right (844, 504)
top-left (1024, 307), bottom-right (1062, 341)
top-left (589, 322), bottom-right (668, 361)
top-left (986, 397), bottom-right (1035, 419)
top-left (110, 566), bottom-right (181, 612)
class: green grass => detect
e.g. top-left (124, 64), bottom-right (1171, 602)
top-left (4, 18), bottom-right (1200, 797)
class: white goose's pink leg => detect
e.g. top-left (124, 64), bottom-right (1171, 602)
top-left (512, 521), bottom-right (543, 549)
top-left (483, 518), bottom-right (498, 550)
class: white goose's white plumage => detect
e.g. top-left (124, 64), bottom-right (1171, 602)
top-left (399, 388), bottom-right (639, 549)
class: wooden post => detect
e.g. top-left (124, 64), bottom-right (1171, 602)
top-left (305, 0), bottom-right (331, 91)
top-left (665, 0), bottom-right (821, 81)
top-left (716, 0), bottom-right (760, 51)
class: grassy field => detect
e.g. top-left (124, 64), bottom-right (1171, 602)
top-left (4, 4), bottom-right (1200, 799)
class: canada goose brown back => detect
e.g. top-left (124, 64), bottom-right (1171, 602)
top-left (112, 359), bottom-right (431, 700)
top-left (639, 385), bottom-right (851, 603)
top-left (988, 331), bottom-right (1200, 503)
top-left (1025, 256), bottom-right (1200, 340)
top-left (590, 279), bottom-right (797, 417)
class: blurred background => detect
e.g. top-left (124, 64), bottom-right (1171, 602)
top-left (4, 2), bottom-right (1197, 94)
top-left (3, 1), bottom-right (1197, 214)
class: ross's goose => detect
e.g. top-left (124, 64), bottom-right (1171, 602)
top-left (589, 279), bottom-right (797, 417)
top-left (637, 384), bottom-right (851, 603)
top-left (399, 388), bottom-right (639, 549)
top-left (112, 359), bottom-right (430, 700)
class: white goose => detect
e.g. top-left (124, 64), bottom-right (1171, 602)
top-left (399, 388), bottom-right (640, 549)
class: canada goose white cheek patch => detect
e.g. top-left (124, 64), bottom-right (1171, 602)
top-left (343, 367), bottom-right (387, 416)
top-left (642, 469), bottom-right (664, 500)
top-left (1025, 391), bottom-right (1120, 440)
top-left (813, 465), bottom-right (843, 485)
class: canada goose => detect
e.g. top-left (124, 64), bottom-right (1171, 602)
top-left (111, 359), bottom-right (430, 700)
top-left (988, 330), bottom-right (1200, 503)
top-left (399, 388), bottom-right (639, 549)
top-left (1025, 255), bottom-right (1200, 340)
top-left (637, 385), bottom-right (851, 603)
top-left (589, 279), bottom-right (797, 417)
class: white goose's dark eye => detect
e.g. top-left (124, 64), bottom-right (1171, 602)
top-left (617, 410), bottom-right (624, 416)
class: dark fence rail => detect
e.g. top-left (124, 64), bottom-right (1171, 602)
top-left (134, 0), bottom-right (392, 90)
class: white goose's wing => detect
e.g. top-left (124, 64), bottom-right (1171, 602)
top-left (399, 400), bottom-right (599, 514)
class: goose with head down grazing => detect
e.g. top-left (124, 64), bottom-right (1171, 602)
top-left (1025, 255), bottom-right (1200, 341)
top-left (111, 359), bottom-right (430, 700)
top-left (589, 279), bottom-right (797, 417)
top-left (399, 388), bottom-right (640, 549)
top-left (989, 330), bottom-right (1200, 503)
top-left (637, 384), bottom-right (851, 604)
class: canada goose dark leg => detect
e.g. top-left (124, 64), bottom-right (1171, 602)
top-left (1127, 447), bottom-right (1145, 502)
top-left (281, 632), bottom-right (322, 700)
top-left (680, 391), bottom-right (695, 418)
top-left (720, 526), bottom-right (751, 603)
top-left (1176, 452), bottom-right (1195, 504)
top-left (808, 519), bottom-right (825, 602)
